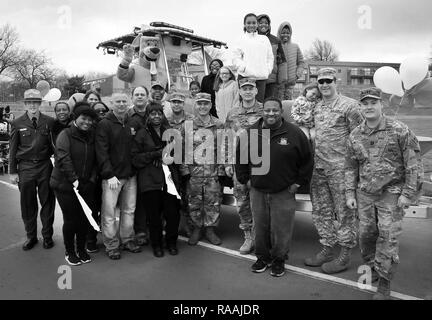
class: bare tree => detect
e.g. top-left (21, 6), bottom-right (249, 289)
top-left (0, 24), bottom-right (20, 76)
top-left (305, 39), bottom-right (339, 62)
top-left (13, 49), bottom-right (54, 88)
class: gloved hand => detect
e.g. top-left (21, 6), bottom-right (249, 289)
top-left (121, 44), bottom-right (135, 66)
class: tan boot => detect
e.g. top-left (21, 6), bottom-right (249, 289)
top-left (321, 247), bottom-right (351, 274)
top-left (239, 230), bottom-right (254, 255)
top-left (304, 246), bottom-right (334, 267)
top-left (373, 277), bottom-right (391, 300)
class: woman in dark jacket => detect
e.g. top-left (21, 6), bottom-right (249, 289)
top-left (52, 101), bottom-right (74, 145)
top-left (50, 102), bottom-right (99, 266)
top-left (131, 102), bottom-right (181, 257)
top-left (201, 58), bottom-right (223, 118)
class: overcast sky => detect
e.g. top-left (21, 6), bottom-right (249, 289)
top-left (1, 0), bottom-right (431, 76)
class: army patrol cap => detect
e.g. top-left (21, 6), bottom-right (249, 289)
top-left (24, 89), bottom-right (42, 101)
top-left (151, 81), bottom-right (165, 90)
top-left (239, 78), bottom-right (257, 88)
top-left (360, 87), bottom-right (382, 101)
top-left (168, 92), bottom-right (186, 102)
top-left (195, 92), bottom-right (212, 102)
top-left (317, 67), bottom-right (337, 80)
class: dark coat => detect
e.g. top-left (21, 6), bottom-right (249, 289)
top-left (200, 74), bottom-right (218, 117)
top-left (50, 124), bottom-right (97, 190)
top-left (95, 111), bottom-right (136, 180)
top-left (9, 112), bottom-right (55, 174)
top-left (131, 122), bottom-right (181, 194)
top-left (235, 118), bottom-right (313, 193)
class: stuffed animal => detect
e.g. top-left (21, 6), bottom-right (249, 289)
top-left (117, 30), bottom-right (168, 90)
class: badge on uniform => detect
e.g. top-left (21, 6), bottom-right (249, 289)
top-left (278, 138), bottom-right (289, 146)
top-left (19, 128), bottom-right (28, 132)
top-left (130, 128), bottom-right (136, 136)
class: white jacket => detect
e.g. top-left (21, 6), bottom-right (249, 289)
top-left (233, 32), bottom-right (274, 80)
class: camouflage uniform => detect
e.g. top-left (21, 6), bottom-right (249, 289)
top-left (224, 101), bottom-right (263, 232)
top-left (179, 116), bottom-right (225, 228)
top-left (345, 116), bottom-right (423, 280)
top-left (311, 94), bottom-right (363, 249)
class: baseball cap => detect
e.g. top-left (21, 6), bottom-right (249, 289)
top-left (359, 87), bottom-right (382, 101)
top-left (239, 78), bottom-right (257, 88)
top-left (151, 81), bottom-right (165, 90)
top-left (317, 68), bottom-right (337, 80)
top-left (168, 92), bottom-right (186, 102)
top-left (195, 92), bottom-right (211, 102)
top-left (24, 89), bottom-right (42, 102)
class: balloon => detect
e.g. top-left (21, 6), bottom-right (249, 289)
top-left (373, 67), bottom-right (404, 97)
top-left (67, 93), bottom-right (85, 111)
top-left (400, 56), bottom-right (429, 90)
top-left (44, 88), bottom-right (62, 102)
top-left (36, 80), bottom-right (50, 97)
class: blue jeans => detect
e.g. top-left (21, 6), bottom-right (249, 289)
top-left (250, 187), bottom-right (296, 262)
top-left (101, 176), bottom-right (137, 251)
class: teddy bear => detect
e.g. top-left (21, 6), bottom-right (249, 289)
top-left (117, 30), bottom-right (168, 90)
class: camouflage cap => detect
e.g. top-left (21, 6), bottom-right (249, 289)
top-left (24, 89), bottom-right (42, 101)
top-left (239, 78), bottom-right (257, 88)
top-left (150, 81), bottom-right (165, 90)
top-left (360, 87), bottom-right (382, 101)
top-left (168, 92), bottom-right (185, 102)
top-left (317, 67), bottom-right (337, 80)
top-left (195, 92), bottom-right (212, 102)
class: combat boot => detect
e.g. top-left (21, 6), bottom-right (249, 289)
top-left (304, 246), bottom-right (334, 267)
top-left (373, 277), bottom-right (391, 300)
top-left (321, 246), bottom-right (352, 274)
top-left (239, 230), bottom-right (254, 255)
top-left (188, 227), bottom-right (202, 246)
top-left (204, 227), bottom-right (222, 245)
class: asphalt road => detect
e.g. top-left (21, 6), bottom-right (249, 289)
top-left (0, 177), bottom-right (431, 300)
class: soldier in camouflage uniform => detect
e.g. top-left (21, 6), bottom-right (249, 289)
top-left (166, 93), bottom-right (195, 237)
top-left (224, 78), bottom-right (263, 254)
top-left (179, 93), bottom-right (225, 246)
top-left (345, 87), bottom-right (423, 300)
top-left (304, 68), bottom-right (363, 274)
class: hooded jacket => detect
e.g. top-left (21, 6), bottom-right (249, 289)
top-left (257, 14), bottom-right (288, 84)
top-left (277, 22), bottom-right (306, 85)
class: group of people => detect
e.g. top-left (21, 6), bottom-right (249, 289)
top-left (6, 12), bottom-right (424, 301)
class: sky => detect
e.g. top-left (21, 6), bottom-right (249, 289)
top-left (1, 0), bottom-right (431, 77)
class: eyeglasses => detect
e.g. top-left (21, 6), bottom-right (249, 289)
top-left (318, 79), bottom-right (334, 85)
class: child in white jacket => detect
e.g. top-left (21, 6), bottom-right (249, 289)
top-left (214, 67), bottom-right (239, 123)
top-left (233, 13), bottom-right (274, 102)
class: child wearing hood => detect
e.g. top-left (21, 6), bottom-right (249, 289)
top-left (213, 66), bottom-right (239, 123)
top-left (277, 22), bottom-right (306, 100)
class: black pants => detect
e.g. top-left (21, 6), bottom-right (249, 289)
top-left (87, 178), bottom-right (102, 244)
top-left (141, 190), bottom-right (180, 248)
top-left (264, 82), bottom-right (279, 99)
top-left (134, 192), bottom-right (148, 236)
top-left (18, 160), bottom-right (55, 240)
top-left (54, 182), bottom-right (94, 253)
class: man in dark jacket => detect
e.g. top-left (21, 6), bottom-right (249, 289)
top-left (257, 14), bottom-right (288, 99)
top-left (96, 92), bottom-right (141, 260)
top-left (127, 85), bottom-right (150, 246)
top-left (235, 97), bottom-right (313, 277)
top-left (9, 89), bottom-right (56, 251)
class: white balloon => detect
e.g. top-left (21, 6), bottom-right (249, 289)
top-left (400, 56), bottom-right (429, 90)
top-left (44, 88), bottom-right (62, 102)
top-left (373, 67), bottom-right (404, 97)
